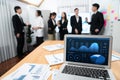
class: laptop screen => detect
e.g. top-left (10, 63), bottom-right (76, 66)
top-left (66, 37), bottom-right (110, 66)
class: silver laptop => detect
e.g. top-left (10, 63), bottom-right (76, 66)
top-left (55, 35), bottom-right (115, 80)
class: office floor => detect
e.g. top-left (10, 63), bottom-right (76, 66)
top-left (0, 51), bottom-right (31, 77)
top-left (0, 45), bottom-right (35, 76)
top-left (0, 56), bottom-right (22, 76)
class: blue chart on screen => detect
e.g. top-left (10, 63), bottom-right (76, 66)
top-left (70, 42), bottom-right (99, 53)
top-left (90, 54), bottom-right (105, 64)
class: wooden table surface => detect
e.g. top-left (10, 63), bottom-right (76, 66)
top-left (1, 41), bottom-right (120, 80)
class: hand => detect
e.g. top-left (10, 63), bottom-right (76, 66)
top-left (26, 23), bottom-right (30, 26)
top-left (75, 28), bottom-right (79, 34)
top-left (57, 21), bottom-right (60, 27)
top-left (95, 29), bottom-right (99, 33)
top-left (85, 17), bottom-right (88, 22)
top-left (57, 24), bottom-right (61, 27)
top-left (48, 28), bottom-right (51, 30)
top-left (32, 27), bottom-right (38, 30)
top-left (16, 33), bottom-right (20, 38)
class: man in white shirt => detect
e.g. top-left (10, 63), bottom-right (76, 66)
top-left (32, 10), bottom-right (44, 47)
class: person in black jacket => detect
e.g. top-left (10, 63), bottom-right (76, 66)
top-left (70, 8), bottom-right (82, 34)
top-left (86, 3), bottom-right (104, 35)
top-left (58, 12), bottom-right (68, 40)
top-left (48, 12), bottom-right (57, 40)
top-left (12, 6), bottom-right (29, 58)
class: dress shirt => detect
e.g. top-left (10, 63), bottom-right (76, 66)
top-left (32, 16), bottom-right (44, 37)
top-left (52, 19), bottom-right (56, 25)
top-left (75, 15), bottom-right (79, 23)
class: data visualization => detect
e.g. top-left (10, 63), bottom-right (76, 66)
top-left (66, 37), bottom-right (110, 65)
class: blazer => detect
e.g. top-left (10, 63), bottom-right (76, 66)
top-left (70, 15), bottom-right (82, 34)
top-left (12, 14), bottom-right (26, 35)
top-left (59, 20), bottom-right (68, 34)
top-left (88, 11), bottom-right (104, 32)
top-left (48, 19), bottom-right (56, 34)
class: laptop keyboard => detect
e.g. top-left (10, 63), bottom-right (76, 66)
top-left (62, 65), bottom-right (110, 79)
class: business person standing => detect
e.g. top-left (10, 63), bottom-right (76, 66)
top-left (48, 12), bottom-right (57, 40)
top-left (12, 6), bottom-right (28, 58)
top-left (32, 10), bottom-right (44, 47)
top-left (70, 8), bottom-right (82, 34)
top-left (86, 3), bottom-right (104, 35)
top-left (58, 12), bottom-right (68, 40)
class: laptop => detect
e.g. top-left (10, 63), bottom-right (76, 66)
top-left (54, 35), bottom-right (115, 80)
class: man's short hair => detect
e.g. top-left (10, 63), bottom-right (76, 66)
top-left (14, 6), bottom-right (21, 13)
top-left (74, 8), bottom-right (79, 11)
top-left (92, 3), bottom-right (100, 9)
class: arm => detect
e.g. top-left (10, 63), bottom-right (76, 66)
top-left (64, 20), bottom-right (68, 28)
top-left (98, 13), bottom-right (104, 31)
top-left (70, 17), bottom-right (74, 28)
top-left (80, 17), bottom-right (82, 29)
top-left (23, 23), bottom-right (27, 26)
top-left (48, 20), bottom-right (52, 30)
top-left (58, 20), bottom-right (62, 29)
top-left (12, 16), bottom-right (20, 35)
top-left (86, 17), bottom-right (91, 24)
top-left (48, 20), bottom-right (56, 30)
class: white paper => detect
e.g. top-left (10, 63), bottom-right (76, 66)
top-left (2, 63), bottom-right (51, 80)
top-left (43, 44), bottom-right (64, 51)
top-left (45, 53), bottom-right (64, 65)
top-left (112, 54), bottom-right (120, 61)
top-left (52, 69), bottom-right (60, 80)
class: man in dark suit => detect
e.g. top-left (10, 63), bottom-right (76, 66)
top-left (86, 3), bottom-right (104, 35)
top-left (12, 6), bottom-right (28, 58)
top-left (70, 8), bottom-right (82, 34)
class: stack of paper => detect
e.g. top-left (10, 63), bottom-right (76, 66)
top-left (2, 63), bottom-right (51, 80)
top-left (43, 44), bottom-right (64, 51)
top-left (45, 53), bottom-right (64, 65)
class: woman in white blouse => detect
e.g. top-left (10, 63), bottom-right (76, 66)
top-left (32, 10), bottom-right (44, 47)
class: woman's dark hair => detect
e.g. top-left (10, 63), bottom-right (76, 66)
top-left (36, 10), bottom-right (43, 17)
top-left (61, 12), bottom-right (67, 21)
top-left (49, 13), bottom-right (53, 19)
top-left (14, 6), bottom-right (21, 13)
top-left (52, 12), bottom-right (57, 16)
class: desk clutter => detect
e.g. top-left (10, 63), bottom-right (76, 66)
top-left (43, 44), bottom-right (64, 51)
top-left (45, 53), bottom-right (64, 66)
top-left (2, 63), bottom-right (62, 80)
top-left (112, 54), bottom-right (120, 61)
top-left (2, 63), bottom-right (51, 80)
top-left (1, 41), bottom-right (120, 80)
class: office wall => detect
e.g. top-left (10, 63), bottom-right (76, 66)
top-left (39, 0), bottom-right (57, 12)
top-left (112, 22), bottom-right (120, 53)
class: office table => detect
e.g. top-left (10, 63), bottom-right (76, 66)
top-left (1, 41), bottom-right (120, 80)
